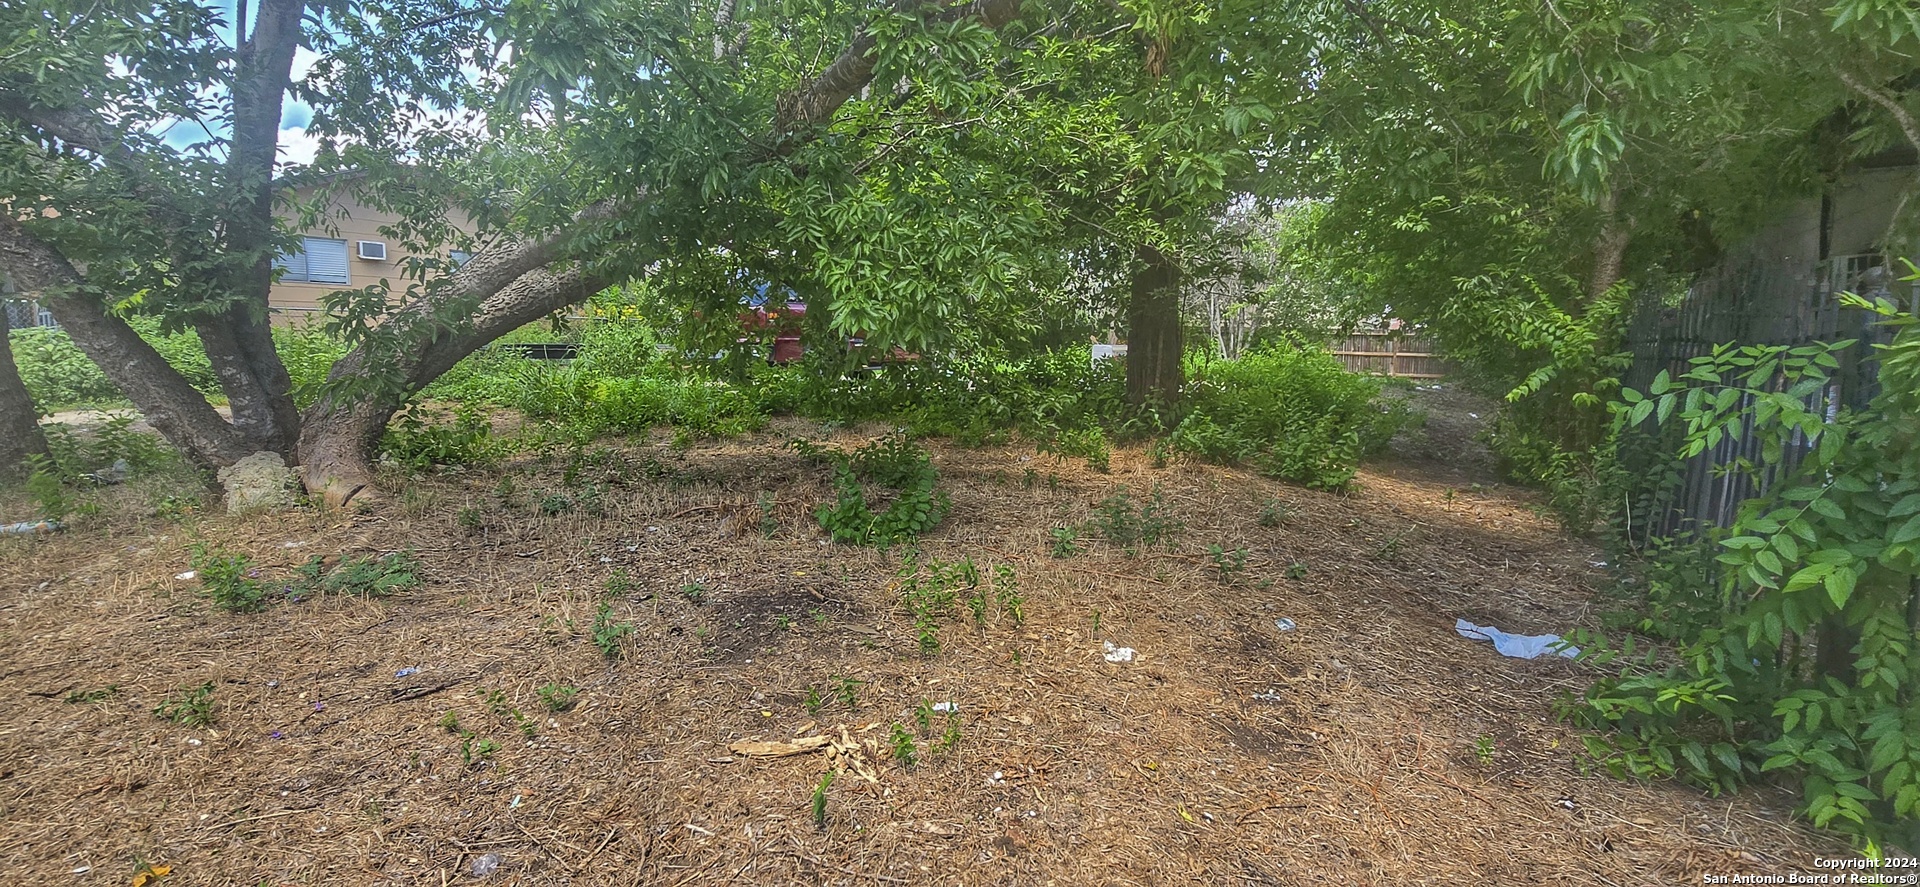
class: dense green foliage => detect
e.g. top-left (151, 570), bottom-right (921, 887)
top-left (10, 320), bottom-right (219, 410)
top-left (1568, 294), bottom-right (1920, 851)
top-left (1174, 347), bottom-right (1412, 490)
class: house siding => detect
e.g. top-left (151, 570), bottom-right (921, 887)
top-left (269, 186), bottom-right (473, 325)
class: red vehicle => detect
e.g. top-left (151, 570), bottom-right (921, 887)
top-left (738, 290), bottom-right (915, 366)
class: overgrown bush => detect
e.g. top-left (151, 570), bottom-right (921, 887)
top-left (1173, 345), bottom-right (1411, 490)
top-left (380, 402), bottom-right (502, 470)
top-left (11, 318), bottom-right (217, 409)
top-left (1567, 292), bottom-right (1920, 851)
top-left (807, 433), bottom-right (951, 546)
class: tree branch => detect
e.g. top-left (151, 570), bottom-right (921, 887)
top-left (1838, 68), bottom-right (1920, 158)
top-left (0, 217), bottom-right (250, 467)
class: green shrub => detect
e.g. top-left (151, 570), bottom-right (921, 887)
top-left (380, 402), bottom-right (500, 470)
top-left (271, 324), bottom-right (351, 408)
top-left (12, 317), bottom-right (221, 409)
top-left (1567, 295), bottom-right (1920, 850)
top-left (812, 433), bottom-right (951, 546)
top-left (1174, 346), bottom-right (1411, 490)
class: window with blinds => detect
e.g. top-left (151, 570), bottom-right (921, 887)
top-left (274, 237), bottom-right (351, 285)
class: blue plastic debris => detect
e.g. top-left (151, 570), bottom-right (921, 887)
top-left (1454, 618), bottom-right (1579, 660)
top-left (395, 667), bottom-right (420, 678)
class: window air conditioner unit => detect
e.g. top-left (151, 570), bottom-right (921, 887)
top-left (356, 240), bottom-right (388, 261)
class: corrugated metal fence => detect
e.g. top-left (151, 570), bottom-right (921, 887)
top-left (1619, 253), bottom-right (1911, 545)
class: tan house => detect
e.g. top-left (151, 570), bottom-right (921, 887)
top-left (269, 182), bottom-right (475, 324)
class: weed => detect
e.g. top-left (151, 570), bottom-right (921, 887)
top-left (680, 581), bottom-right (707, 603)
top-left (810, 607), bottom-right (828, 627)
top-left (994, 564), bottom-right (1025, 627)
top-left (913, 700), bottom-right (935, 734)
top-left (457, 506), bottom-right (484, 529)
top-left (1021, 467), bottom-right (1038, 488)
top-left (757, 492), bottom-right (778, 538)
top-left (591, 601), bottom-right (634, 659)
top-left (813, 433), bottom-right (950, 546)
top-left (1372, 526), bottom-right (1414, 561)
top-left (1090, 608), bottom-right (1102, 637)
top-left (539, 493), bottom-right (574, 515)
top-left (481, 689), bottom-right (539, 737)
top-left (438, 711), bottom-right (461, 733)
top-left (1256, 498), bottom-right (1289, 527)
top-left (804, 686), bottom-right (824, 714)
top-left (1049, 526), bottom-right (1080, 558)
top-left (311, 551), bottom-right (423, 597)
top-left (24, 456), bottom-right (67, 522)
top-left (192, 544), bottom-right (269, 613)
top-left (773, 614), bottom-right (792, 631)
top-left (1474, 735), bottom-right (1495, 766)
top-left (605, 568), bottom-right (637, 597)
top-left (966, 588), bottom-right (988, 626)
top-left (537, 683), bottom-right (578, 713)
top-left (1286, 562), bottom-right (1310, 580)
top-left (937, 718), bottom-right (962, 753)
top-left (889, 722), bottom-right (918, 768)
top-left (812, 771), bottom-right (834, 829)
top-left (494, 475), bottom-right (518, 504)
top-left (64, 685), bottom-right (119, 704)
top-left (1091, 485), bottom-right (1182, 549)
top-left (832, 675), bottom-right (862, 709)
top-left (460, 733), bottom-right (501, 768)
top-left (1207, 544), bottom-right (1249, 580)
top-left (153, 681), bottom-right (215, 727)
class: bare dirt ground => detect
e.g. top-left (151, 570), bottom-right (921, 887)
top-left (0, 413), bottom-right (1853, 886)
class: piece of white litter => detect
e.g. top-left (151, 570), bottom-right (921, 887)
top-left (1102, 641), bottom-right (1136, 663)
top-left (175, 571), bottom-right (197, 581)
top-left (1273, 618), bottom-right (1297, 632)
top-left (931, 702), bottom-right (957, 714)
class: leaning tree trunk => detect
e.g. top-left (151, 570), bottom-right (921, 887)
top-left (0, 305), bottom-right (50, 479)
top-left (297, 263), bottom-right (611, 506)
top-left (1126, 243), bottom-right (1184, 407)
top-left (0, 218), bottom-right (251, 470)
top-left (296, 0), bottom-right (1029, 505)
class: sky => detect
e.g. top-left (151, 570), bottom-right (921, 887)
top-left (153, 0), bottom-right (326, 166)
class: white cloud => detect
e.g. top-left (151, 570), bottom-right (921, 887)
top-left (278, 126), bottom-right (321, 167)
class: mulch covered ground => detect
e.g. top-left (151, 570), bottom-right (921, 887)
top-left (0, 411), bottom-right (1863, 886)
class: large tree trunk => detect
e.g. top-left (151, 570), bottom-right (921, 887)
top-left (1126, 243), bottom-right (1183, 406)
top-left (297, 263), bottom-right (611, 505)
top-left (0, 304), bottom-right (50, 480)
top-left (201, 0), bottom-right (307, 458)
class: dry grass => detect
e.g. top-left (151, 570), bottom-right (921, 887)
top-left (0, 418), bottom-right (1855, 885)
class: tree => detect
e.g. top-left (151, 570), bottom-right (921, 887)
top-left (0, 0), bottom-right (1038, 502)
top-left (0, 302), bottom-right (50, 479)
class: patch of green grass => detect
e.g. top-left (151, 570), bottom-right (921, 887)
top-left (153, 681), bottom-right (215, 727)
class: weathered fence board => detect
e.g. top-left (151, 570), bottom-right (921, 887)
top-left (1620, 253), bottom-right (1912, 545)
top-left (1330, 333), bottom-right (1450, 378)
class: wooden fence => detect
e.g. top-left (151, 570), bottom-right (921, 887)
top-left (1329, 332), bottom-right (1450, 379)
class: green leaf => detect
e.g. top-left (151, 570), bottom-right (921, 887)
top-left (1825, 568), bottom-right (1857, 608)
